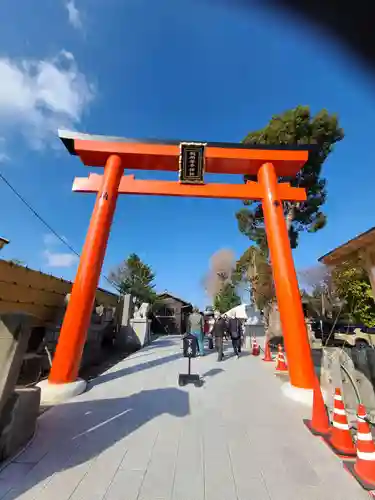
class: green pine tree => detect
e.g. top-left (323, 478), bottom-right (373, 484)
top-left (236, 105), bottom-right (344, 248)
top-left (214, 282), bottom-right (241, 314)
top-left (109, 253), bottom-right (157, 304)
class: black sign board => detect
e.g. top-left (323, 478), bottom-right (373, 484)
top-left (179, 142), bottom-right (206, 184)
top-left (182, 334), bottom-right (198, 358)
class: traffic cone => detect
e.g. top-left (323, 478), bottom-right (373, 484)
top-left (275, 344), bottom-right (288, 372)
top-left (323, 388), bottom-right (356, 458)
top-left (303, 375), bottom-right (331, 437)
top-left (344, 404), bottom-right (375, 490)
top-left (252, 336), bottom-right (260, 356)
top-left (262, 341), bottom-right (273, 362)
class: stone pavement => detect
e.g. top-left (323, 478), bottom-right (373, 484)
top-left (0, 336), bottom-right (369, 500)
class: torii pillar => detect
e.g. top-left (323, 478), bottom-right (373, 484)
top-left (38, 131), bottom-right (316, 404)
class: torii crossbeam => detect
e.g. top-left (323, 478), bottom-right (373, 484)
top-left (47, 131), bottom-right (316, 398)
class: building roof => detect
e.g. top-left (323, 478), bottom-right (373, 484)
top-left (157, 291), bottom-right (192, 307)
top-left (318, 226), bottom-right (375, 266)
top-left (96, 286), bottom-right (119, 298)
top-left (58, 129), bottom-right (314, 177)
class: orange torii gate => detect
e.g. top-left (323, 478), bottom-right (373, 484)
top-left (46, 131), bottom-right (316, 399)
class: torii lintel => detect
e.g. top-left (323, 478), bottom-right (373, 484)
top-left (72, 173), bottom-right (307, 202)
top-left (58, 129), bottom-right (312, 177)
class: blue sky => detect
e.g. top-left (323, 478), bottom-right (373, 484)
top-left (1, 0), bottom-right (375, 308)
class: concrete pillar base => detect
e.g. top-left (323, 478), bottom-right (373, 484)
top-left (37, 378), bottom-right (87, 405)
top-left (281, 382), bottom-right (315, 407)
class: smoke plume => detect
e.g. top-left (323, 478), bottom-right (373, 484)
top-left (203, 248), bottom-right (236, 299)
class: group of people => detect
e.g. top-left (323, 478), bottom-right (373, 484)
top-left (186, 307), bottom-right (245, 361)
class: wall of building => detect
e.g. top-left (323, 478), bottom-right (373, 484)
top-left (153, 296), bottom-right (191, 335)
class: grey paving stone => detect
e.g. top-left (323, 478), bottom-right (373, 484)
top-left (203, 426), bottom-right (237, 500)
top-left (66, 437), bottom-right (133, 500)
top-left (137, 426), bottom-right (181, 500)
top-left (117, 425), bottom-right (159, 472)
top-left (103, 469), bottom-right (144, 500)
top-left (0, 481), bottom-right (12, 500)
top-left (0, 463), bottom-right (35, 483)
top-left (0, 337), bottom-right (370, 500)
top-left (235, 477), bottom-right (271, 500)
top-left (171, 424), bottom-right (204, 500)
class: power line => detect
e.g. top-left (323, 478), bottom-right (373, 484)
top-left (0, 170), bottom-right (114, 288)
top-left (0, 171), bottom-right (79, 257)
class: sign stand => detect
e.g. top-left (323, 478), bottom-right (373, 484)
top-left (179, 333), bottom-right (202, 387)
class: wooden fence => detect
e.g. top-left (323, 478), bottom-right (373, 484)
top-left (0, 259), bottom-right (118, 325)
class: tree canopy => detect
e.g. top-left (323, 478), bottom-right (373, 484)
top-left (332, 262), bottom-right (375, 327)
top-left (298, 264), bottom-right (343, 319)
top-left (234, 245), bottom-right (273, 311)
top-left (236, 105), bottom-right (344, 249)
top-left (299, 263), bottom-right (375, 327)
top-left (109, 253), bottom-right (157, 304)
top-left (213, 282), bottom-right (241, 314)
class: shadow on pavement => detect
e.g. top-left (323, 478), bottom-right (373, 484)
top-left (148, 336), bottom-right (181, 348)
top-left (2, 387), bottom-right (189, 500)
top-left (221, 351), bottom-right (251, 361)
top-left (201, 368), bottom-right (224, 378)
top-left (87, 351), bottom-right (182, 390)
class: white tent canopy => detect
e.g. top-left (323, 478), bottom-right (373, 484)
top-left (224, 304), bottom-right (263, 324)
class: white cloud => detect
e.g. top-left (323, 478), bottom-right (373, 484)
top-left (0, 50), bottom-right (94, 149)
top-left (44, 249), bottom-right (79, 268)
top-left (0, 138), bottom-right (8, 163)
top-left (65, 0), bottom-right (82, 30)
top-left (43, 233), bottom-right (78, 268)
top-left (43, 233), bottom-right (68, 247)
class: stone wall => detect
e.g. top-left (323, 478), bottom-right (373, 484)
top-left (317, 346), bottom-right (375, 416)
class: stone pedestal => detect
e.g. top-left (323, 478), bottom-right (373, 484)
top-left (0, 313), bottom-right (40, 462)
top-left (0, 313), bottom-right (33, 416)
top-left (281, 383), bottom-right (315, 407)
top-left (114, 294), bottom-right (135, 350)
top-left (121, 295), bottom-right (134, 324)
top-left (129, 319), bottom-right (152, 349)
top-left (0, 387), bottom-right (41, 461)
top-left (37, 379), bottom-right (87, 406)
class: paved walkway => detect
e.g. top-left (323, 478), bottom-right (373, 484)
top-left (0, 337), bottom-right (369, 500)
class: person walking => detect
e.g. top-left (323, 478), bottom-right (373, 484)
top-left (187, 307), bottom-right (205, 356)
top-left (212, 311), bottom-right (228, 362)
top-left (228, 313), bottom-right (242, 358)
top-left (240, 319), bottom-right (246, 349)
top-left (206, 314), bottom-right (215, 350)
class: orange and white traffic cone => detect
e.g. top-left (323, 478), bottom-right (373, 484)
top-left (323, 388), bottom-right (356, 458)
top-left (275, 344), bottom-right (288, 372)
top-left (262, 341), bottom-right (273, 362)
top-left (303, 375), bottom-right (331, 437)
top-left (344, 404), bottom-right (375, 490)
top-left (252, 336), bottom-right (260, 356)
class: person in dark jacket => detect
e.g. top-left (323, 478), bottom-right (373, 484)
top-left (212, 311), bottom-right (228, 361)
top-left (228, 313), bottom-right (242, 358)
